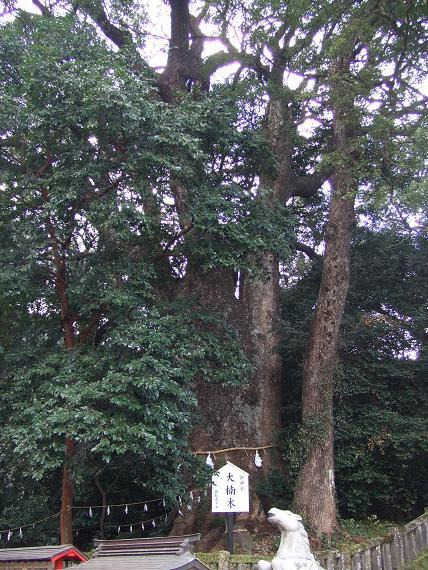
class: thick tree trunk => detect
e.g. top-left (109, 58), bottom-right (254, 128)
top-left (187, 257), bottom-right (282, 466)
top-left (188, 95), bottom-right (290, 464)
top-left (293, 65), bottom-right (356, 535)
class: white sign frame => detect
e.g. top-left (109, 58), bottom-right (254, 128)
top-left (211, 461), bottom-right (249, 513)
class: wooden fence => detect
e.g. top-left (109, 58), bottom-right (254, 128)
top-left (199, 510), bottom-right (428, 570)
top-left (317, 510), bottom-right (428, 569)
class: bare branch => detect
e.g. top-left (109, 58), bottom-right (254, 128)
top-left (291, 170), bottom-right (332, 199)
top-left (31, 0), bottom-right (50, 16)
top-left (78, 0), bottom-right (132, 48)
top-left (295, 242), bottom-right (321, 260)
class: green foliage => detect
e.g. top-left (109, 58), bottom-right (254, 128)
top-left (0, 10), bottom-right (275, 544)
top-left (197, 552), bottom-right (260, 565)
top-left (256, 469), bottom-right (292, 512)
top-left (0, 303), bottom-right (249, 477)
top-left (406, 550), bottom-right (428, 570)
top-left (339, 516), bottom-right (394, 542)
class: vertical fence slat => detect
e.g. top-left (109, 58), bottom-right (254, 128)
top-left (370, 545), bottom-right (381, 570)
top-left (415, 523), bottom-right (424, 554)
top-left (382, 541), bottom-right (393, 570)
top-left (423, 521), bottom-right (428, 549)
top-left (390, 534), bottom-right (400, 570)
top-left (410, 527), bottom-right (418, 558)
top-left (351, 551), bottom-right (362, 570)
top-left (362, 547), bottom-right (372, 570)
top-left (403, 531), bottom-right (411, 565)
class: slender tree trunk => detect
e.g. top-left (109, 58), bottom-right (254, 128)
top-left (94, 472), bottom-right (108, 539)
top-left (293, 61), bottom-right (356, 536)
top-left (293, 178), bottom-right (355, 535)
top-left (57, 264), bottom-right (77, 544)
top-left (42, 187), bottom-right (76, 544)
top-left (60, 439), bottom-right (75, 544)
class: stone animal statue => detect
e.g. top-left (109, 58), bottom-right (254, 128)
top-left (257, 508), bottom-right (325, 570)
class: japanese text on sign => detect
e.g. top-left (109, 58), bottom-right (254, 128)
top-left (211, 462), bottom-right (249, 513)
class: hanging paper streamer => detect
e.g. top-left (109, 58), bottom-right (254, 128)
top-left (164, 515), bottom-right (167, 523)
top-left (254, 449), bottom-right (263, 468)
top-left (206, 453), bottom-right (214, 469)
top-left (0, 487), bottom-right (216, 539)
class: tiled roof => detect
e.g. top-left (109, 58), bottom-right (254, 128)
top-left (93, 535), bottom-right (201, 558)
top-left (77, 553), bottom-right (208, 570)
top-left (0, 545), bottom-right (83, 562)
top-left (77, 534), bottom-right (209, 570)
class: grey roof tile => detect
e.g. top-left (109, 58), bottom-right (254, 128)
top-left (77, 553), bottom-right (208, 570)
top-left (0, 545), bottom-right (83, 562)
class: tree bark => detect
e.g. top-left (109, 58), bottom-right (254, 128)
top-left (60, 439), bottom-right (75, 544)
top-left (187, 94), bottom-right (291, 467)
top-left (293, 60), bottom-right (357, 536)
top-left (94, 472), bottom-right (108, 539)
top-left (41, 187), bottom-right (76, 544)
top-left (53, 240), bottom-right (77, 545)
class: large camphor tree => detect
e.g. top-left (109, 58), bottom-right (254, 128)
top-left (0, 0), bottom-right (426, 542)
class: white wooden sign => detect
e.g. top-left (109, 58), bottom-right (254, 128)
top-left (211, 461), bottom-right (249, 513)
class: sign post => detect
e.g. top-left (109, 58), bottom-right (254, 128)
top-left (211, 462), bottom-right (250, 554)
top-left (226, 512), bottom-right (234, 554)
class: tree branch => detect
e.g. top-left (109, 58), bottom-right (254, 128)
top-left (295, 242), bottom-right (321, 260)
top-left (31, 0), bottom-right (50, 16)
top-left (153, 222), bottom-right (194, 261)
top-left (291, 169), bottom-right (332, 199)
top-left (78, 0), bottom-right (132, 48)
top-left (78, 304), bottom-right (107, 346)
